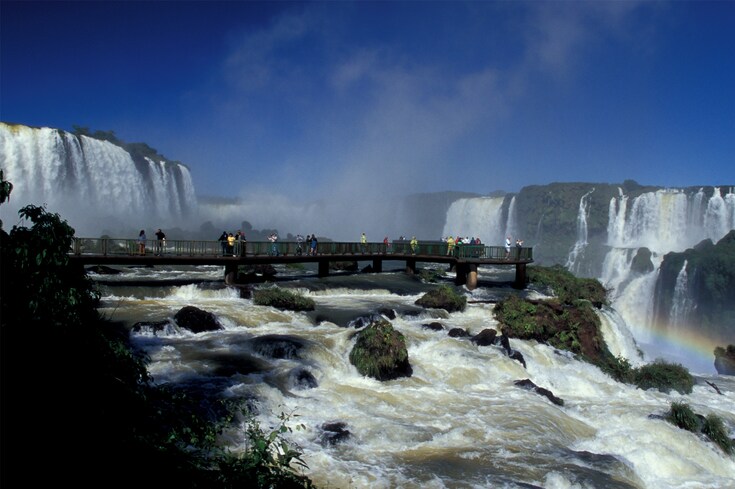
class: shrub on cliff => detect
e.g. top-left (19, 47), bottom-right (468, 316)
top-left (349, 318), bottom-right (412, 380)
top-left (253, 287), bottom-right (315, 311)
top-left (415, 284), bottom-right (466, 312)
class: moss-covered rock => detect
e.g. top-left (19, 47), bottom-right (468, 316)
top-left (415, 284), bottom-right (467, 312)
top-left (349, 318), bottom-right (412, 381)
top-left (252, 287), bottom-right (315, 311)
top-left (527, 265), bottom-right (608, 307)
top-left (494, 295), bottom-right (612, 366)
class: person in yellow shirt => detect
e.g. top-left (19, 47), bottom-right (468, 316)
top-left (446, 235), bottom-right (455, 256)
top-left (227, 233), bottom-right (236, 256)
top-left (410, 236), bottom-right (418, 255)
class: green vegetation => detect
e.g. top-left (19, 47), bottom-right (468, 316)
top-left (527, 265), bottom-right (608, 307)
top-left (253, 287), bottom-right (316, 311)
top-left (666, 402), bottom-right (701, 432)
top-left (349, 318), bottom-right (412, 380)
top-left (629, 359), bottom-right (694, 394)
top-left (415, 284), bottom-right (467, 312)
top-left (0, 171), bottom-right (317, 487)
top-left (665, 402), bottom-right (733, 455)
top-left (417, 268), bottom-right (443, 283)
top-left (495, 266), bottom-right (694, 395)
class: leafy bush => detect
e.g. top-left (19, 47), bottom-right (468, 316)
top-left (216, 412), bottom-right (317, 488)
top-left (702, 414), bottom-right (734, 455)
top-left (665, 402), bottom-right (733, 456)
top-left (253, 287), bottom-right (316, 311)
top-left (666, 402), bottom-right (701, 432)
top-left (632, 359), bottom-right (694, 394)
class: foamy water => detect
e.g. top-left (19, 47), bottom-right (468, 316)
top-left (93, 265), bottom-right (735, 489)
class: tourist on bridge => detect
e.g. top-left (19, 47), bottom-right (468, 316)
top-left (310, 234), bottom-right (318, 255)
top-left (235, 230), bottom-right (246, 256)
top-left (268, 233), bottom-right (279, 256)
top-left (383, 236), bottom-right (390, 254)
top-left (137, 229), bottom-right (147, 255)
top-left (227, 233), bottom-right (236, 256)
top-left (361, 232), bottom-right (367, 253)
top-left (296, 234), bottom-right (304, 255)
top-left (218, 231), bottom-right (228, 256)
top-left (410, 236), bottom-right (418, 255)
top-left (505, 236), bottom-right (512, 259)
top-left (446, 235), bottom-right (455, 256)
top-left (154, 228), bottom-right (166, 256)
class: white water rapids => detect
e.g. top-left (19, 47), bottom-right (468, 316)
top-left (94, 263), bottom-right (735, 489)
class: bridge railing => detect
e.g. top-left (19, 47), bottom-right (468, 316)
top-left (70, 238), bottom-right (532, 261)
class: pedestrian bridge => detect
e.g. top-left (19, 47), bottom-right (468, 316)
top-left (69, 238), bottom-right (533, 290)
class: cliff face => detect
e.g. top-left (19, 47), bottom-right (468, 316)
top-left (655, 230), bottom-right (735, 345)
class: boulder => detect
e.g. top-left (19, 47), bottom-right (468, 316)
top-left (470, 328), bottom-right (497, 346)
top-left (448, 328), bottom-right (470, 338)
top-left (289, 368), bottom-right (318, 390)
top-left (422, 322), bottom-right (444, 331)
top-left (319, 422), bottom-right (351, 446)
top-left (249, 334), bottom-right (306, 359)
top-left (131, 320), bottom-right (171, 335)
top-left (514, 379), bottom-right (564, 406)
top-left (173, 305), bottom-right (222, 333)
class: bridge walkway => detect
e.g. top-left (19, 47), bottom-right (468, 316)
top-left (69, 238), bottom-right (533, 290)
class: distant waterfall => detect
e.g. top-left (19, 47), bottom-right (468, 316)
top-left (565, 188), bottom-right (594, 274)
top-left (0, 123), bottom-right (197, 235)
top-left (601, 187), bottom-right (734, 369)
top-left (670, 260), bottom-right (694, 329)
top-left (441, 196), bottom-right (508, 245)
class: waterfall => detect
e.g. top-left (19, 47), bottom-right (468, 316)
top-left (504, 195), bottom-right (518, 240)
top-left (441, 196), bottom-right (506, 245)
top-left (565, 188), bottom-right (594, 274)
top-left (0, 123), bottom-right (197, 236)
top-left (670, 260), bottom-right (694, 329)
top-left (600, 187), bottom-right (735, 372)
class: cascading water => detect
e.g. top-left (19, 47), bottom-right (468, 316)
top-left (443, 187), bottom-right (735, 374)
top-left (669, 260), bottom-right (694, 330)
top-left (566, 188), bottom-right (594, 274)
top-left (0, 123), bottom-right (197, 235)
top-left (602, 187), bottom-right (735, 373)
top-left (441, 196), bottom-right (512, 245)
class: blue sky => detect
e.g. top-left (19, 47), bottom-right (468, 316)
top-left (2, 0), bottom-right (734, 201)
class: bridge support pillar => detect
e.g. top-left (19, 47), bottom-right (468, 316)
top-left (466, 264), bottom-right (478, 290)
top-left (514, 263), bottom-right (527, 289)
top-left (405, 259), bottom-right (416, 275)
top-left (372, 259), bottom-right (382, 273)
top-left (224, 263), bottom-right (238, 285)
top-left (318, 260), bottom-right (329, 277)
top-left (454, 263), bottom-right (468, 286)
